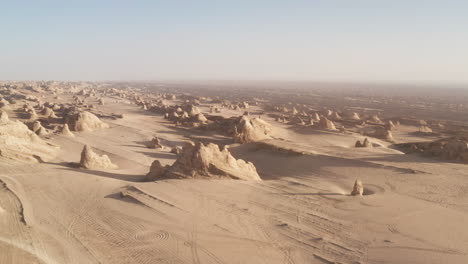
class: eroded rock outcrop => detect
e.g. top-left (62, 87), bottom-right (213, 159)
top-left (234, 116), bottom-right (272, 143)
top-left (355, 138), bottom-right (372, 148)
top-left (318, 117), bottom-right (336, 130)
top-left (66, 111), bottom-right (109, 132)
top-left (351, 179), bottom-right (364, 196)
top-left (397, 133), bottom-right (468, 163)
top-left (59, 124), bottom-right (74, 137)
top-left (347, 112), bottom-right (361, 120)
top-left (0, 111), bottom-right (57, 162)
top-left (146, 142), bottom-right (261, 181)
top-left (148, 136), bottom-right (163, 149)
top-left (366, 127), bottom-right (393, 141)
top-left (419, 126), bottom-right (433, 133)
top-left (79, 145), bottom-right (118, 170)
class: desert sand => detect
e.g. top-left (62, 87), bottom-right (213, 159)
top-left (0, 80), bottom-right (468, 264)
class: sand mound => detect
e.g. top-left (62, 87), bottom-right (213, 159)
top-left (146, 142), bottom-right (261, 181)
top-left (79, 145), bottom-right (118, 170)
top-left (234, 116), bottom-right (272, 143)
top-left (0, 111), bottom-right (57, 162)
top-left (66, 111), bottom-right (109, 132)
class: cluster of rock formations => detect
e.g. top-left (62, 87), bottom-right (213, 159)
top-left (146, 142), bottom-right (261, 181)
top-left (398, 133), bottom-right (468, 163)
top-left (355, 138), bottom-right (372, 148)
top-left (0, 111), bottom-right (57, 162)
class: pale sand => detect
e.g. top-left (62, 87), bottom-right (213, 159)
top-left (0, 82), bottom-right (467, 264)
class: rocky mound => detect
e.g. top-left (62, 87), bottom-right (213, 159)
top-left (79, 145), bottom-right (118, 170)
top-left (351, 179), bottom-right (364, 196)
top-left (419, 125), bottom-right (433, 133)
top-left (148, 136), bottom-right (163, 149)
top-left (347, 112), bottom-right (361, 120)
top-left (318, 117), bottom-right (336, 130)
top-left (66, 111), bottom-right (109, 132)
top-left (234, 116), bottom-right (272, 143)
top-left (59, 124), bottom-right (74, 137)
top-left (397, 133), bottom-right (468, 163)
top-left (0, 111), bottom-right (57, 162)
top-left (365, 127), bottom-right (393, 141)
top-left (355, 138), bottom-right (372, 148)
top-left (146, 142), bottom-right (261, 181)
top-left (385, 120), bottom-right (396, 130)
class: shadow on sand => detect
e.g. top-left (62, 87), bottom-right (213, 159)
top-left (44, 161), bottom-right (146, 182)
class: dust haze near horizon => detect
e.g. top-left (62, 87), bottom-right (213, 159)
top-left (1, 1), bottom-right (468, 84)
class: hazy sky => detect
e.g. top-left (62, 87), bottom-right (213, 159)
top-left (1, 1), bottom-right (467, 83)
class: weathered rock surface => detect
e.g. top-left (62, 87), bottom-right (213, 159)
top-left (146, 142), bottom-right (261, 181)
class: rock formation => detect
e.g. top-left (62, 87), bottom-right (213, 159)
top-left (149, 136), bottom-right (163, 149)
top-left (351, 179), bottom-right (364, 196)
top-left (0, 110), bottom-right (8, 125)
top-left (331, 112), bottom-right (342, 120)
top-left (146, 160), bottom-right (170, 181)
top-left (234, 116), bottom-right (272, 143)
top-left (146, 142), bottom-right (261, 181)
top-left (187, 105), bottom-right (201, 117)
top-left (66, 111), bottom-right (109, 132)
top-left (0, 111), bottom-right (57, 162)
top-left (318, 117), bottom-right (336, 130)
top-left (31, 121), bottom-right (48, 136)
top-left (312, 112), bottom-right (320, 121)
top-left (386, 120), bottom-right (396, 130)
top-left (367, 127), bottom-right (393, 141)
top-left (419, 126), bottom-right (433, 133)
top-left (170, 146), bottom-right (183, 155)
top-left (348, 112), bottom-right (361, 120)
top-left (369, 115), bottom-right (383, 124)
top-left (59, 124), bottom-right (74, 137)
top-left (355, 138), bottom-right (372, 148)
top-left (194, 113), bottom-right (208, 123)
top-left (398, 133), bottom-right (468, 163)
top-left (79, 145), bottom-right (118, 170)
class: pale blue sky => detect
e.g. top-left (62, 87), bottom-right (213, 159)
top-left (1, 0), bottom-right (467, 83)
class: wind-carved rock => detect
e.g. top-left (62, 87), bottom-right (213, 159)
top-left (79, 145), bottom-right (118, 170)
top-left (351, 179), bottom-right (364, 196)
top-left (234, 116), bottom-right (272, 143)
top-left (66, 111), bottom-right (109, 132)
top-left (146, 142), bottom-right (261, 181)
top-left (355, 138), bottom-right (372, 148)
